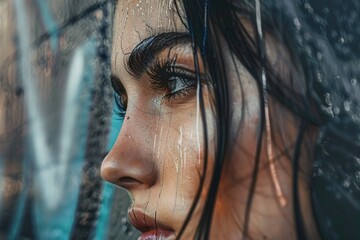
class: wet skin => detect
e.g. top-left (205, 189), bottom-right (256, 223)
top-left (101, 1), bottom-right (320, 239)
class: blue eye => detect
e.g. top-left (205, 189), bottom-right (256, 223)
top-left (167, 76), bottom-right (195, 95)
top-left (113, 92), bottom-right (126, 118)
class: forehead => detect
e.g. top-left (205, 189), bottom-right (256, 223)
top-left (112, 0), bottom-right (187, 65)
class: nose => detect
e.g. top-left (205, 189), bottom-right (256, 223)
top-left (101, 113), bottom-right (158, 191)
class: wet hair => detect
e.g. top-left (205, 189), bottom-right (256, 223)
top-left (174, 0), bottom-right (360, 239)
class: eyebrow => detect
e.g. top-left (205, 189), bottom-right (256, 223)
top-left (126, 32), bottom-right (191, 78)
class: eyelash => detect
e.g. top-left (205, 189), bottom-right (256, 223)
top-left (112, 57), bottom-right (203, 117)
top-left (147, 57), bottom-right (198, 101)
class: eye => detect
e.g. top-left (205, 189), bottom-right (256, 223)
top-left (111, 74), bottom-right (127, 118)
top-left (167, 73), bottom-right (196, 95)
top-left (113, 92), bottom-right (127, 118)
top-left (147, 58), bottom-right (202, 102)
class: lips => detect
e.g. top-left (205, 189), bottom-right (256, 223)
top-left (128, 208), bottom-right (176, 240)
top-left (138, 229), bottom-right (176, 240)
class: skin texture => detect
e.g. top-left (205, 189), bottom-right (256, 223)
top-left (101, 1), bottom-right (321, 239)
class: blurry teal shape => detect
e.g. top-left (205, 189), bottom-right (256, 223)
top-left (32, 40), bottom-right (96, 240)
top-left (8, 183), bottom-right (29, 240)
top-left (35, 0), bottom-right (58, 50)
top-left (8, 153), bottom-right (30, 240)
top-left (94, 93), bottom-right (124, 240)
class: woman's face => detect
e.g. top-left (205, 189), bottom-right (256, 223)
top-left (102, 1), bottom-right (318, 239)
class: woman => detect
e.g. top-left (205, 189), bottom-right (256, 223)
top-left (101, 0), bottom-right (360, 239)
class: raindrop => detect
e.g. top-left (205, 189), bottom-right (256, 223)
top-left (316, 72), bottom-right (322, 82)
top-left (319, 168), bottom-right (323, 176)
top-left (343, 179), bottom-right (350, 188)
top-left (316, 52), bottom-right (323, 61)
top-left (304, 3), bottom-right (314, 14)
top-left (339, 37), bottom-right (345, 44)
top-left (305, 46), bottom-right (312, 56)
top-left (354, 171), bottom-right (360, 191)
top-left (293, 18), bottom-right (301, 30)
top-left (121, 217), bottom-right (131, 234)
top-left (343, 101), bottom-right (351, 111)
top-left (321, 106), bottom-right (334, 117)
top-left (325, 93), bottom-right (332, 105)
top-left (351, 78), bottom-right (357, 86)
top-left (354, 181), bottom-right (360, 191)
top-left (333, 107), bottom-right (340, 115)
top-left (355, 171), bottom-right (360, 182)
top-left (355, 157), bottom-right (360, 165)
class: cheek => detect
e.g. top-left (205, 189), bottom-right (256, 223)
top-left (157, 104), bottom-right (215, 205)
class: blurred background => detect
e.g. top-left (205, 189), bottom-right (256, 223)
top-left (0, 0), bottom-right (139, 239)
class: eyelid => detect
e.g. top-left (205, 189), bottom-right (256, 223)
top-left (110, 74), bottom-right (125, 95)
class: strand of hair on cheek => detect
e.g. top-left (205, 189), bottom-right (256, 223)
top-left (255, 0), bottom-right (287, 208)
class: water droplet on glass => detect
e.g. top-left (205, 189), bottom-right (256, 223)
top-left (304, 3), bottom-right (314, 14)
top-left (293, 18), bottom-right (301, 29)
top-left (344, 101), bottom-right (351, 111)
top-left (351, 78), bottom-right (357, 86)
top-left (355, 157), bottom-right (360, 165)
top-left (317, 72), bottom-right (322, 82)
top-left (305, 46), bottom-right (312, 56)
top-left (355, 171), bottom-right (360, 181)
top-left (343, 179), bottom-right (350, 188)
top-left (316, 52), bottom-right (323, 61)
top-left (325, 93), bottom-right (332, 105)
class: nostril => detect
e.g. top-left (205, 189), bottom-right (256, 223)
top-left (118, 177), bottom-right (142, 190)
top-left (100, 157), bottom-right (144, 190)
top-left (101, 144), bottom-right (157, 190)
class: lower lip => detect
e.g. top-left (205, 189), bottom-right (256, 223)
top-left (137, 229), bottom-right (175, 240)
